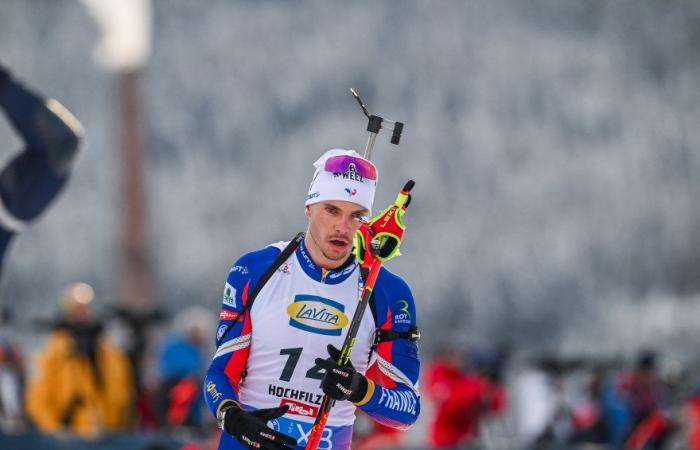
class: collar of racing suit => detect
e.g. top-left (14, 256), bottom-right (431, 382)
top-left (295, 239), bottom-right (358, 284)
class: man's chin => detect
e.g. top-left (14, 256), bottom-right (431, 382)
top-left (323, 247), bottom-right (351, 262)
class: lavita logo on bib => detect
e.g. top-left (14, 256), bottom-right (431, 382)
top-left (287, 295), bottom-right (349, 336)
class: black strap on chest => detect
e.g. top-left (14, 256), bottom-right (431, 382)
top-left (245, 232), bottom-right (304, 310)
top-left (217, 232), bottom-right (303, 346)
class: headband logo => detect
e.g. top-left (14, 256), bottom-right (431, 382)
top-left (344, 188), bottom-right (357, 197)
top-left (333, 164), bottom-right (364, 182)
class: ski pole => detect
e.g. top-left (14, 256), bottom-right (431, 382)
top-left (305, 90), bottom-right (408, 450)
top-left (304, 180), bottom-right (414, 450)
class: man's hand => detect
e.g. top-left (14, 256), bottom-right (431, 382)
top-left (219, 402), bottom-right (296, 450)
top-left (315, 344), bottom-right (368, 403)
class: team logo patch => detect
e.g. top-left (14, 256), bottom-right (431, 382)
top-left (216, 324), bottom-right (229, 341)
top-left (223, 282), bottom-right (237, 308)
top-left (287, 295), bottom-right (348, 336)
top-left (393, 299), bottom-right (411, 324)
top-left (280, 399), bottom-right (319, 417)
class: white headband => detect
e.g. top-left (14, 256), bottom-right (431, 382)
top-left (305, 149), bottom-right (377, 213)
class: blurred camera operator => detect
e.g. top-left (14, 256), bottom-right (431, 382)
top-left (25, 283), bottom-right (133, 438)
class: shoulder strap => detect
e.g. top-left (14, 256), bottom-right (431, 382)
top-left (245, 232), bottom-right (304, 310)
top-left (217, 232), bottom-right (304, 346)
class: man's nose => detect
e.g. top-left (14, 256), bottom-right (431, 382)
top-left (334, 216), bottom-right (351, 234)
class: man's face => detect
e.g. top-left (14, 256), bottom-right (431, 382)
top-left (305, 200), bottom-right (368, 268)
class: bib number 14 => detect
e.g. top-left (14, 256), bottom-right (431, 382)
top-left (279, 347), bottom-right (325, 383)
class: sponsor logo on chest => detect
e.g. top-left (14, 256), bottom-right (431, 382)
top-left (286, 295), bottom-right (349, 336)
top-left (280, 398), bottom-right (320, 417)
top-left (269, 384), bottom-right (323, 406)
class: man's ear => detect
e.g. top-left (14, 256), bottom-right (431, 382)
top-left (304, 205), bottom-right (311, 219)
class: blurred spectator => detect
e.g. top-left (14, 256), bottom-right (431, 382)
top-left (25, 283), bottom-right (133, 438)
top-left (623, 351), bottom-right (670, 450)
top-left (569, 367), bottom-right (608, 445)
top-left (686, 384), bottom-right (700, 450)
top-left (424, 346), bottom-right (506, 449)
top-left (107, 304), bottom-right (167, 428)
top-left (0, 305), bottom-right (25, 433)
top-left (514, 357), bottom-right (573, 449)
top-left (598, 367), bottom-right (634, 448)
top-left (154, 306), bottom-right (213, 430)
top-left (352, 419), bottom-right (402, 450)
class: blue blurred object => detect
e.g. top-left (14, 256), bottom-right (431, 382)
top-left (600, 379), bottom-right (633, 448)
top-left (156, 332), bottom-right (207, 429)
top-left (159, 333), bottom-right (203, 380)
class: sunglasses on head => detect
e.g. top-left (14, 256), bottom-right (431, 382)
top-left (323, 155), bottom-right (377, 181)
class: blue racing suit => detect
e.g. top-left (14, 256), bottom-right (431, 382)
top-left (204, 239), bottom-right (420, 450)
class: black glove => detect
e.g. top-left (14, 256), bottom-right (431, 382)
top-left (315, 344), bottom-right (368, 403)
top-left (218, 402), bottom-right (296, 450)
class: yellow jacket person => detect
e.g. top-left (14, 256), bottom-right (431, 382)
top-left (25, 283), bottom-right (133, 437)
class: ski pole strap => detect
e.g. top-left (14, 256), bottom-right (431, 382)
top-left (217, 232), bottom-right (304, 345)
top-left (373, 326), bottom-right (421, 345)
top-left (246, 232), bottom-right (304, 307)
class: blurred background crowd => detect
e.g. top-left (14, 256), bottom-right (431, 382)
top-left (5, 291), bottom-right (700, 450)
top-left (1, 0), bottom-right (700, 449)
